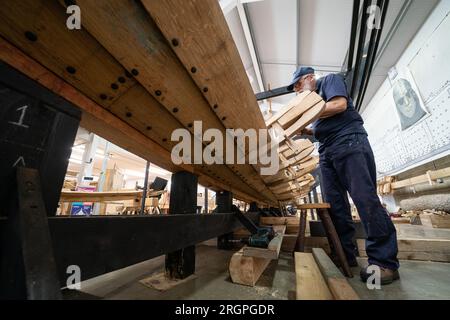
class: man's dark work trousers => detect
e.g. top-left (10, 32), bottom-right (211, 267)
top-left (319, 133), bottom-right (399, 270)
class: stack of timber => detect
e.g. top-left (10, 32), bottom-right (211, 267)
top-left (229, 225), bottom-right (285, 286)
top-left (264, 91), bottom-right (324, 201)
top-left (358, 224), bottom-right (450, 263)
top-left (0, 0), bottom-right (323, 205)
top-left (261, 216), bottom-right (302, 234)
top-left (377, 167), bottom-right (450, 195)
top-left (295, 249), bottom-right (359, 300)
top-left (59, 189), bottom-right (166, 202)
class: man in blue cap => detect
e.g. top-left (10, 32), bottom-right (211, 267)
top-left (288, 67), bottom-right (399, 285)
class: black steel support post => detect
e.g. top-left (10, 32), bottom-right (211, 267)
top-left (0, 62), bottom-right (80, 217)
top-left (0, 168), bottom-right (62, 299)
top-left (165, 171), bottom-right (198, 279)
top-left (216, 191), bottom-right (234, 250)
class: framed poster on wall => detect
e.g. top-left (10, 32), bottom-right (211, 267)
top-left (388, 67), bottom-right (428, 131)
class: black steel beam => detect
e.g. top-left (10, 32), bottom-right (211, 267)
top-left (0, 213), bottom-right (259, 285)
top-left (356, 0), bottom-right (390, 111)
top-left (256, 85), bottom-right (293, 101)
top-left (0, 62), bottom-right (80, 217)
top-left (345, 0), bottom-right (362, 73)
top-left (350, 0), bottom-right (371, 99)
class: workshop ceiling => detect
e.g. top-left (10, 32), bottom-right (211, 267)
top-left (222, 0), bottom-right (439, 113)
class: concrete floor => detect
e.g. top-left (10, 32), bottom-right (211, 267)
top-left (68, 244), bottom-right (450, 300)
top-left (350, 258), bottom-right (450, 300)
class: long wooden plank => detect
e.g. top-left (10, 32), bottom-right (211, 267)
top-left (1, 0), bottom-right (308, 204)
top-left (261, 217), bottom-right (300, 234)
top-left (0, 39), bottom-right (182, 173)
top-left (105, 86), bottom-right (269, 202)
top-left (60, 190), bottom-right (142, 202)
top-left (395, 224), bottom-right (450, 239)
top-left (391, 167), bottom-right (450, 189)
top-left (139, 0), bottom-right (284, 202)
top-left (277, 93), bottom-right (324, 129)
top-left (430, 215), bottom-right (450, 229)
top-left (242, 225), bottom-right (286, 259)
top-left (312, 248), bottom-right (359, 300)
top-left (141, 0), bottom-right (319, 203)
top-left (261, 217), bottom-right (300, 225)
top-left (284, 101), bottom-right (326, 138)
top-left (295, 252), bottom-right (333, 300)
top-left (0, 1), bottom-right (275, 204)
top-left (357, 238), bottom-right (450, 262)
top-left (0, 39), bottom-right (266, 205)
top-left (141, 0), bottom-right (267, 137)
top-left (266, 91), bottom-right (312, 126)
top-left (67, 0), bottom-right (277, 204)
top-left (0, 0), bottom-right (136, 107)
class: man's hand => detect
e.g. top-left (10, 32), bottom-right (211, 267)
top-left (299, 127), bottom-right (314, 136)
top-left (319, 96), bottom-right (348, 119)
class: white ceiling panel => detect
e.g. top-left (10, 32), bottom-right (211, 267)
top-left (247, 0), bottom-right (297, 65)
top-left (224, 7), bottom-right (253, 70)
top-left (298, 0), bottom-right (353, 69)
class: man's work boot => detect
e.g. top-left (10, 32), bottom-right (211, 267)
top-left (360, 265), bottom-right (400, 285)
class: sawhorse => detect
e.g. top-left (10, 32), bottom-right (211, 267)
top-left (294, 203), bottom-right (353, 278)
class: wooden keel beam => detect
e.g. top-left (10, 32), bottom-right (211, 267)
top-left (141, 0), bottom-right (267, 137)
top-left (0, 39), bottom-right (265, 205)
top-left (0, 1), bottom-right (273, 204)
top-left (66, 0), bottom-right (277, 204)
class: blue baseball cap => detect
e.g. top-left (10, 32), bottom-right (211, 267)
top-left (287, 67), bottom-right (315, 90)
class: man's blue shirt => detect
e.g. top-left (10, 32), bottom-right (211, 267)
top-left (312, 74), bottom-right (367, 152)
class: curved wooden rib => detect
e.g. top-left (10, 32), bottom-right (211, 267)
top-left (267, 157), bottom-right (320, 187)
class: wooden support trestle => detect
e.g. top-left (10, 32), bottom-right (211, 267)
top-left (294, 203), bottom-right (353, 278)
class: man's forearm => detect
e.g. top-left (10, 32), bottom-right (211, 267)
top-left (319, 98), bottom-right (347, 119)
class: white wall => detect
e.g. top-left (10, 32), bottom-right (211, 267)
top-left (362, 0), bottom-right (450, 177)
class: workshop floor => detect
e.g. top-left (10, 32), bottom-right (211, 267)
top-left (68, 243), bottom-right (450, 300)
top-left (350, 258), bottom-right (450, 300)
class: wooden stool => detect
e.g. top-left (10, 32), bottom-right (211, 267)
top-left (294, 203), bottom-right (353, 278)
